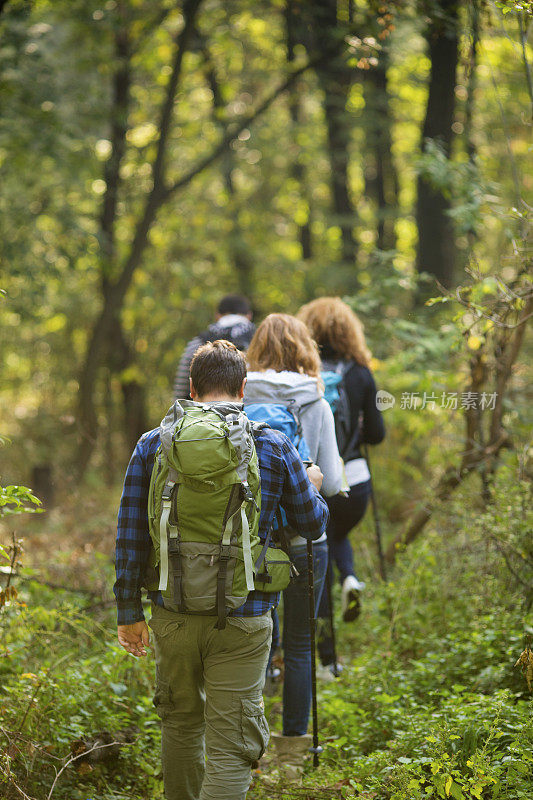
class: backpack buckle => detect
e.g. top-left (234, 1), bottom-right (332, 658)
top-left (241, 483), bottom-right (259, 511)
top-left (168, 538), bottom-right (181, 557)
top-left (219, 544), bottom-right (231, 561)
top-left (162, 481), bottom-right (175, 501)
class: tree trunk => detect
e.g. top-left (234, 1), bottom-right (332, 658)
top-left (77, 9), bottom-right (132, 475)
top-left (31, 465), bottom-right (54, 511)
top-left (200, 35), bottom-right (255, 299)
top-left (105, 316), bottom-right (149, 453)
top-left (103, 368), bottom-right (116, 484)
top-left (363, 51), bottom-right (399, 251)
top-left (462, 0), bottom-right (480, 262)
top-left (286, 0), bottom-right (313, 262)
top-left (386, 290), bottom-right (532, 562)
top-left (415, 0), bottom-right (459, 290)
top-left (307, 0), bottom-right (358, 288)
top-left (75, 0), bottom-right (327, 478)
top-left (121, 373), bottom-right (149, 452)
top-left (319, 65), bottom-right (358, 285)
top-left (76, 1), bottom-right (201, 477)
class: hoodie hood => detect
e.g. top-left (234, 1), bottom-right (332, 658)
top-left (244, 370), bottom-right (322, 408)
top-left (204, 316), bottom-right (255, 350)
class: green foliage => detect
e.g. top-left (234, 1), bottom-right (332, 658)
top-left (1, 465), bottom-right (532, 800)
top-left (1, 600), bottom-right (162, 799)
top-left (0, 0), bottom-right (530, 481)
top-left (0, 434), bottom-right (42, 524)
top-left (316, 688), bottom-right (532, 800)
top-left (0, 1), bottom-right (531, 797)
top-left (0, 484), bottom-right (41, 517)
top-left (417, 140), bottom-right (498, 237)
top-left (251, 468), bottom-right (533, 800)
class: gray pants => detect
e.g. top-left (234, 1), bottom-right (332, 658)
top-left (149, 605), bottom-right (272, 800)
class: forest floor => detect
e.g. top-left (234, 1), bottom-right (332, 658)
top-left (1, 469), bottom-right (532, 800)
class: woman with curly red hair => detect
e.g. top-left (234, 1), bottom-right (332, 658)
top-left (298, 298), bottom-right (386, 673)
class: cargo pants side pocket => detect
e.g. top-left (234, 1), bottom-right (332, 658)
top-left (240, 694), bottom-right (269, 761)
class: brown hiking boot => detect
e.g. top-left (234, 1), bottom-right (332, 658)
top-left (270, 732), bottom-right (313, 780)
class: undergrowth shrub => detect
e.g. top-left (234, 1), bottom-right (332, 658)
top-left (1, 597), bottom-right (162, 800)
top-left (252, 465), bottom-right (532, 800)
top-left (2, 465), bottom-right (531, 800)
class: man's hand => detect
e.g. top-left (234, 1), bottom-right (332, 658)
top-left (117, 621), bottom-right (150, 657)
top-left (306, 464), bottom-right (323, 491)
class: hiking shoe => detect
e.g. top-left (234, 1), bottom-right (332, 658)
top-left (270, 732), bottom-right (313, 778)
top-left (316, 662), bottom-right (343, 682)
top-left (341, 575), bottom-right (365, 622)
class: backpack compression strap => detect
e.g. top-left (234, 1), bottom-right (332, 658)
top-left (215, 483), bottom-right (257, 630)
top-left (158, 479), bottom-right (174, 592)
top-left (158, 468), bottom-right (185, 609)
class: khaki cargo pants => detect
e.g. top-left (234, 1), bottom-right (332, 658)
top-left (148, 604), bottom-right (273, 800)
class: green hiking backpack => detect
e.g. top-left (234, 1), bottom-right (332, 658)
top-left (146, 400), bottom-right (285, 629)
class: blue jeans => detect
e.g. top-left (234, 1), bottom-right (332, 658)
top-left (317, 480), bottom-right (371, 666)
top-left (282, 540), bottom-right (328, 736)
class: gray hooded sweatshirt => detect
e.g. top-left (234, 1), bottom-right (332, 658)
top-left (244, 370), bottom-right (343, 500)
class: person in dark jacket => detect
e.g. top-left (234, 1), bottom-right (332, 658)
top-left (173, 295), bottom-right (255, 400)
top-left (298, 297), bottom-right (385, 675)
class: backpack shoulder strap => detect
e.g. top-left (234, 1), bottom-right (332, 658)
top-left (339, 359), bottom-right (356, 378)
top-left (250, 420), bottom-right (269, 438)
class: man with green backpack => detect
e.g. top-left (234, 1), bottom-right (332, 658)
top-left (114, 340), bottom-right (328, 800)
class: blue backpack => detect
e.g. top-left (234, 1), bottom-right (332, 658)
top-left (245, 400), bottom-right (312, 535)
top-left (321, 370), bottom-right (343, 414)
top-left (244, 401), bottom-right (312, 463)
top-left (321, 360), bottom-right (356, 459)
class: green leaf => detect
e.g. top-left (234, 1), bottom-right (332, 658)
top-left (449, 782), bottom-right (464, 800)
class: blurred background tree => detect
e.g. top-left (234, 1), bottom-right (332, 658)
top-left (0, 0), bottom-right (530, 495)
top-left (0, 4), bottom-right (531, 798)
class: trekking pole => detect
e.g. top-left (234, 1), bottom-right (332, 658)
top-left (306, 538), bottom-right (323, 768)
top-left (363, 443), bottom-right (387, 582)
top-left (325, 565), bottom-right (340, 676)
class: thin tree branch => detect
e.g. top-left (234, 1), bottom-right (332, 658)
top-left (99, 3), bottom-right (131, 285)
top-left (162, 50), bottom-right (335, 201)
top-left (489, 292), bottom-right (533, 443)
top-left (0, 763), bottom-right (37, 800)
top-left (151, 0), bottom-right (201, 195)
top-left (47, 740), bottom-right (134, 800)
top-left (0, 725), bottom-right (63, 761)
top-left (113, 0), bottom-right (201, 303)
top-left (435, 279), bottom-right (533, 329)
top-left (387, 278), bottom-right (531, 562)
top-left (114, 44), bottom-right (340, 306)
top-left (5, 531), bottom-right (19, 591)
top-left (131, 5), bottom-right (173, 54)
top-left (385, 433), bottom-right (509, 561)
top-left (491, 538), bottom-right (533, 590)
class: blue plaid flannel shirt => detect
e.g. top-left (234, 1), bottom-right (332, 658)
top-left (114, 425), bottom-right (329, 625)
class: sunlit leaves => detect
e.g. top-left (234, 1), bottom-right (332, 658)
top-left (0, 484), bottom-right (42, 516)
